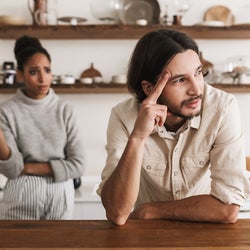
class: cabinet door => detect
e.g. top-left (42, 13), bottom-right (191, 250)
top-left (73, 201), bottom-right (106, 220)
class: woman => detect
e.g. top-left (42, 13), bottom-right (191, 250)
top-left (0, 35), bottom-right (85, 219)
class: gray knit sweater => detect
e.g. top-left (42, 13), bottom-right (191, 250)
top-left (0, 88), bottom-right (85, 182)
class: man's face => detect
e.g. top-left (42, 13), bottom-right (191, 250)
top-left (158, 49), bottom-right (204, 119)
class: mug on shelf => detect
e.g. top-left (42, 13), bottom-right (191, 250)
top-left (34, 8), bottom-right (57, 25)
top-left (28, 0), bottom-right (57, 25)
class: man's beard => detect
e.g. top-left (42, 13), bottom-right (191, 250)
top-left (164, 95), bottom-right (203, 120)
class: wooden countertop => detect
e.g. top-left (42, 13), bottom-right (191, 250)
top-left (1, 219), bottom-right (250, 249)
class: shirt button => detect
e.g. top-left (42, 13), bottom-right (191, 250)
top-left (174, 171), bottom-right (178, 176)
top-left (146, 165), bottom-right (151, 170)
top-left (174, 148), bottom-right (178, 153)
top-left (199, 161), bottom-right (204, 165)
top-left (175, 190), bottom-right (180, 195)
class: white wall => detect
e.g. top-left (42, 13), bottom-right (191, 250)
top-left (0, 0), bottom-right (250, 177)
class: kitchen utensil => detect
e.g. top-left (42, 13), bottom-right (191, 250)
top-left (2, 61), bottom-right (16, 85)
top-left (80, 63), bottom-right (102, 79)
top-left (204, 5), bottom-right (234, 26)
top-left (172, 0), bottom-right (189, 16)
top-left (28, 0), bottom-right (48, 25)
top-left (73, 178), bottom-right (81, 190)
top-left (118, 0), bottom-right (160, 25)
top-left (28, 0), bottom-right (57, 25)
top-left (34, 8), bottom-right (58, 25)
top-left (58, 16), bottom-right (87, 25)
top-left (172, 15), bottom-right (182, 25)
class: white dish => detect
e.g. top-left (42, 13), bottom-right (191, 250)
top-left (93, 76), bottom-right (102, 83)
top-left (195, 20), bottom-right (225, 27)
top-left (61, 75), bottom-right (75, 84)
top-left (58, 16), bottom-right (87, 25)
top-left (112, 74), bottom-right (127, 84)
top-left (80, 78), bottom-right (93, 84)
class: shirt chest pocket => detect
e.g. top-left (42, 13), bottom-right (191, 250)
top-left (142, 158), bottom-right (168, 185)
top-left (181, 152), bottom-right (210, 185)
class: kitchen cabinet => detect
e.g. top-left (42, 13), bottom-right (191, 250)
top-left (73, 176), bottom-right (106, 220)
top-left (73, 201), bottom-right (106, 220)
top-left (0, 24), bottom-right (250, 94)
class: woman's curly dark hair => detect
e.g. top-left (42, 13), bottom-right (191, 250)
top-left (14, 35), bottom-right (51, 72)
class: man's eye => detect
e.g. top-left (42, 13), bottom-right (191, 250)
top-left (30, 70), bottom-right (37, 75)
top-left (46, 68), bottom-right (51, 74)
top-left (172, 78), bottom-right (184, 84)
top-left (196, 68), bottom-right (203, 75)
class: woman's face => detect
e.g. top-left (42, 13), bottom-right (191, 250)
top-left (19, 53), bottom-right (52, 99)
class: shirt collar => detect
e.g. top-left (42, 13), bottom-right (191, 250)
top-left (154, 114), bottom-right (201, 139)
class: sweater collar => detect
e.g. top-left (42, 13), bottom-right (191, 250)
top-left (16, 88), bottom-right (55, 106)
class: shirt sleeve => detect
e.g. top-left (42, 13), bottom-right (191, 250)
top-left (96, 107), bottom-right (129, 196)
top-left (210, 95), bottom-right (250, 206)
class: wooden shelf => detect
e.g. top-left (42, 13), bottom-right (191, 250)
top-left (0, 83), bottom-right (129, 94)
top-left (0, 24), bottom-right (250, 40)
top-left (210, 84), bottom-right (250, 93)
top-left (1, 83), bottom-right (250, 94)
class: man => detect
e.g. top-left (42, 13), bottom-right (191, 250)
top-left (97, 29), bottom-right (250, 225)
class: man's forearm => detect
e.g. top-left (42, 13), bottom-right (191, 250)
top-left (130, 194), bottom-right (239, 223)
top-left (101, 136), bottom-right (145, 225)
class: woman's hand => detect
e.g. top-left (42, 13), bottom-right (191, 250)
top-left (0, 128), bottom-right (10, 160)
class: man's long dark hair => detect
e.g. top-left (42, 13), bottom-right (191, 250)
top-left (127, 29), bottom-right (199, 102)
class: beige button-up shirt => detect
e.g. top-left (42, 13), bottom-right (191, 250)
top-left (97, 83), bottom-right (250, 208)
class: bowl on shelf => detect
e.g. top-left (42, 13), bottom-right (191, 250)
top-left (118, 0), bottom-right (160, 25)
top-left (80, 63), bottom-right (102, 84)
top-left (80, 78), bottom-right (93, 84)
top-left (0, 15), bottom-right (26, 25)
top-left (60, 75), bottom-right (75, 84)
top-left (111, 74), bottom-right (127, 84)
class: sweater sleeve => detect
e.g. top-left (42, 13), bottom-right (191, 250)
top-left (49, 104), bottom-right (85, 182)
top-left (0, 110), bottom-right (24, 179)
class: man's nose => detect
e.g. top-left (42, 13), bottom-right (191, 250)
top-left (187, 78), bottom-right (202, 95)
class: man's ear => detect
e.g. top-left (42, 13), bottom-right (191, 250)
top-left (141, 80), bottom-right (154, 96)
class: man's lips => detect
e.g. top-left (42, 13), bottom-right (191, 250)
top-left (183, 97), bottom-right (201, 109)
